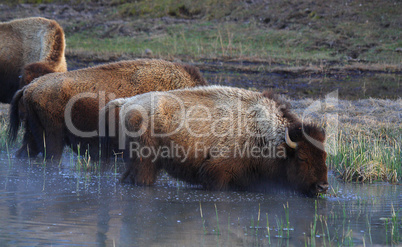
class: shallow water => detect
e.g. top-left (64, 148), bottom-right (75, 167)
top-left (0, 150), bottom-right (401, 246)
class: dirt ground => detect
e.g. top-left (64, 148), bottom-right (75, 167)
top-left (0, 1), bottom-right (401, 100)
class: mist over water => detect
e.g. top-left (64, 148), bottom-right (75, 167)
top-left (0, 150), bottom-right (400, 246)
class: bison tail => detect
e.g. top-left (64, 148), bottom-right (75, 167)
top-left (8, 88), bottom-right (24, 143)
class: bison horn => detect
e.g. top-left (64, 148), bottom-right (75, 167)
top-left (285, 128), bottom-right (297, 149)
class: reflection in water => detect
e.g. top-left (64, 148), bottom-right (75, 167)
top-left (0, 153), bottom-right (401, 246)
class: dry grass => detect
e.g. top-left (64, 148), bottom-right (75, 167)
top-left (290, 98), bottom-right (402, 183)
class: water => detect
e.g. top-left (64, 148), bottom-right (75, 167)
top-left (0, 62), bottom-right (400, 245)
top-left (203, 70), bottom-right (401, 100)
top-left (0, 151), bottom-right (400, 246)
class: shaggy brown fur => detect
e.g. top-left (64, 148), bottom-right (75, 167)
top-left (110, 86), bottom-right (328, 196)
top-left (8, 59), bottom-right (207, 162)
top-left (0, 17), bottom-right (67, 103)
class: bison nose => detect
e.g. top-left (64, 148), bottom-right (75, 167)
top-left (316, 182), bottom-right (329, 193)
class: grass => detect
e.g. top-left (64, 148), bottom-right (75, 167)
top-left (266, 213), bottom-right (271, 245)
top-left (64, 19), bottom-right (401, 67)
top-left (77, 0), bottom-right (400, 66)
top-left (66, 22), bottom-right (341, 64)
top-left (5, 0), bottom-right (400, 68)
top-left (214, 203), bottom-right (220, 235)
top-left (309, 200), bottom-right (318, 246)
top-left (381, 204), bottom-right (402, 245)
top-left (199, 202), bottom-right (207, 235)
top-left (291, 98), bottom-right (402, 183)
top-left (305, 200), bottom-right (401, 246)
top-left (329, 124), bottom-right (401, 183)
top-left (0, 117), bottom-right (8, 150)
top-left (198, 199), bottom-right (401, 246)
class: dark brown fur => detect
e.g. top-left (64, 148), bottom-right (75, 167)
top-left (112, 86), bottom-right (328, 196)
top-left (8, 59), bottom-right (207, 162)
top-left (19, 62), bottom-right (56, 88)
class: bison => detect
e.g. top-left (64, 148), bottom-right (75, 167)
top-left (104, 85), bottom-right (329, 196)
top-left (0, 17), bottom-right (67, 103)
top-left (8, 59), bottom-right (207, 162)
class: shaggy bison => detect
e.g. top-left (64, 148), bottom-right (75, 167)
top-left (105, 86), bottom-right (328, 196)
top-left (8, 59), bottom-right (207, 162)
top-left (0, 17), bottom-right (67, 103)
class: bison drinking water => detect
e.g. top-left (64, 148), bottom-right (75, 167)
top-left (0, 17), bottom-right (67, 103)
top-left (8, 59), bottom-right (207, 162)
top-left (104, 86), bottom-right (329, 196)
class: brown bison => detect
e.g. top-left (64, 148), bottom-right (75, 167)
top-left (104, 86), bottom-right (329, 196)
top-left (8, 59), bottom-right (207, 162)
top-left (0, 17), bottom-right (67, 103)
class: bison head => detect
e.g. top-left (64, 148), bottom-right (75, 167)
top-left (284, 124), bottom-right (329, 197)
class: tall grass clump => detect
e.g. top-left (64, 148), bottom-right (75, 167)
top-left (328, 123), bottom-right (401, 183)
top-left (0, 116), bottom-right (15, 167)
top-left (0, 117), bottom-right (9, 150)
top-left (0, 112), bottom-right (24, 150)
top-left (292, 98), bottom-right (401, 184)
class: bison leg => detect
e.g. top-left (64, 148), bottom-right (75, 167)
top-left (87, 138), bottom-right (101, 161)
top-left (43, 130), bottom-right (65, 162)
top-left (15, 130), bottom-right (40, 158)
top-left (121, 157), bottom-right (159, 186)
top-left (25, 110), bottom-right (64, 162)
top-left (199, 159), bottom-right (238, 190)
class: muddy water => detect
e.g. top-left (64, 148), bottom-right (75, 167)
top-left (203, 71), bottom-right (401, 100)
top-left (0, 151), bottom-right (400, 246)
